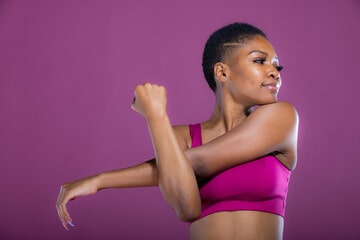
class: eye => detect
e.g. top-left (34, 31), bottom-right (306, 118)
top-left (253, 59), bottom-right (266, 64)
top-left (275, 65), bottom-right (284, 72)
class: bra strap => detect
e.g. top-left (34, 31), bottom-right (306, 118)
top-left (189, 123), bottom-right (202, 148)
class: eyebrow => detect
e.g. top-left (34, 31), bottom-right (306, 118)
top-left (248, 50), bottom-right (279, 60)
top-left (248, 50), bottom-right (268, 55)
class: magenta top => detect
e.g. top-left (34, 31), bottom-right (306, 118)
top-left (189, 123), bottom-right (291, 219)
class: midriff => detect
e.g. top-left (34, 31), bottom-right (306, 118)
top-left (189, 211), bottom-right (284, 240)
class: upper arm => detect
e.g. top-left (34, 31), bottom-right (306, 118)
top-left (190, 101), bottom-right (299, 177)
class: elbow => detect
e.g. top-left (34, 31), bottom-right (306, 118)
top-left (175, 204), bottom-right (201, 222)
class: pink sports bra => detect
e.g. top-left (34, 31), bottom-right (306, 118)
top-left (189, 123), bottom-right (291, 219)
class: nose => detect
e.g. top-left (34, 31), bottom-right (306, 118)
top-left (268, 68), bottom-right (280, 81)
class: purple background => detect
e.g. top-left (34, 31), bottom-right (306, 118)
top-left (1, 0), bottom-right (359, 239)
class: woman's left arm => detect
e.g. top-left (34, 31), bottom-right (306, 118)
top-left (187, 101), bottom-right (299, 179)
top-left (131, 83), bottom-right (201, 222)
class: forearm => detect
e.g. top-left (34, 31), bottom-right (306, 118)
top-left (96, 159), bottom-right (158, 190)
top-left (146, 114), bottom-right (201, 221)
top-left (186, 102), bottom-right (299, 177)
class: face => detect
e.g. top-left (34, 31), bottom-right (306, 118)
top-left (217, 35), bottom-right (282, 107)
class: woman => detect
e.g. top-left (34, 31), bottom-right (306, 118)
top-left (56, 23), bottom-right (298, 240)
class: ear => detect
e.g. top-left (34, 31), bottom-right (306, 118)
top-left (214, 62), bottom-right (229, 83)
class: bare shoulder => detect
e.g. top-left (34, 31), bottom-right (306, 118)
top-left (254, 101), bottom-right (298, 114)
top-left (173, 124), bottom-right (192, 150)
top-left (250, 102), bottom-right (299, 170)
top-left (250, 101), bottom-right (299, 124)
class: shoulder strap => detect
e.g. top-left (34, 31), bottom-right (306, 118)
top-left (189, 123), bottom-right (203, 148)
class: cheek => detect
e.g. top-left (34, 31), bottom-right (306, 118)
top-left (234, 68), bottom-right (257, 81)
top-left (248, 68), bottom-right (264, 82)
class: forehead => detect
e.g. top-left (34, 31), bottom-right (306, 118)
top-left (234, 35), bottom-right (278, 58)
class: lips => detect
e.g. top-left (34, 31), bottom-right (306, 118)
top-left (262, 82), bottom-right (279, 91)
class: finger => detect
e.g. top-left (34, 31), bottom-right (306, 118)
top-left (56, 199), bottom-right (70, 226)
top-left (56, 190), bottom-right (70, 218)
top-left (67, 221), bottom-right (75, 228)
top-left (56, 206), bottom-right (69, 230)
top-left (56, 188), bottom-right (74, 230)
top-left (59, 206), bottom-right (75, 230)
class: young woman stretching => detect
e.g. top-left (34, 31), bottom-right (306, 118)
top-left (56, 22), bottom-right (299, 240)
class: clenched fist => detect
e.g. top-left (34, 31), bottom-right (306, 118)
top-left (131, 83), bottom-right (167, 120)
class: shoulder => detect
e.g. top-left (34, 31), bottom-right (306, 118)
top-left (254, 101), bottom-right (297, 114)
top-left (250, 101), bottom-right (299, 125)
top-left (251, 101), bottom-right (299, 170)
top-left (248, 101), bottom-right (299, 139)
top-left (173, 124), bottom-right (192, 150)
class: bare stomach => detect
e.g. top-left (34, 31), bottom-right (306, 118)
top-left (189, 211), bottom-right (284, 240)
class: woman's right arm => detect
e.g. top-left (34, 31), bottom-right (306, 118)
top-left (97, 159), bottom-right (158, 189)
top-left (56, 158), bottom-right (158, 230)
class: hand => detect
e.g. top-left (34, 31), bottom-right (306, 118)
top-left (131, 83), bottom-right (167, 120)
top-left (56, 175), bottom-right (99, 230)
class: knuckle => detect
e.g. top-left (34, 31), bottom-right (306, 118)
top-left (60, 185), bottom-right (68, 193)
top-left (135, 85), bottom-right (142, 91)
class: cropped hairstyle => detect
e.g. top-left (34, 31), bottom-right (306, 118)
top-left (202, 23), bottom-right (267, 92)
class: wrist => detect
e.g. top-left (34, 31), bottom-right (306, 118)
top-left (93, 173), bottom-right (104, 190)
top-left (145, 110), bottom-right (168, 123)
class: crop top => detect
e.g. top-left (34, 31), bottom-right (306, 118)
top-left (189, 123), bottom-right (291, 220)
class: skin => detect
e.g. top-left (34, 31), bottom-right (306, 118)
top-left (56, 35), bottom-right (298, 240)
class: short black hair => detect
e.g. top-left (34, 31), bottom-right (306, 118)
top-left (202, 23), bottom-right (267, 92)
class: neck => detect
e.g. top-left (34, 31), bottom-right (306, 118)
top-left (204, 91), bottom-right (251, 132)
